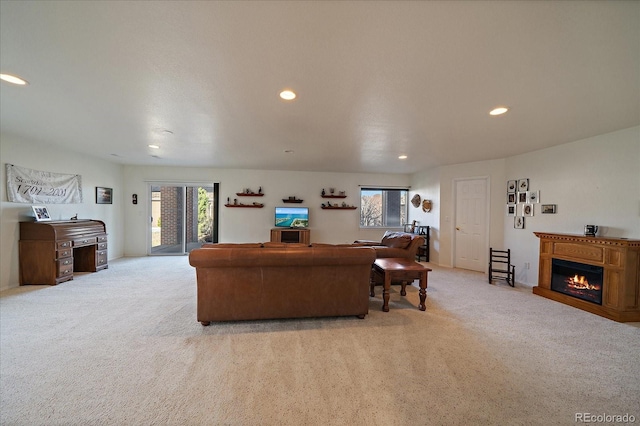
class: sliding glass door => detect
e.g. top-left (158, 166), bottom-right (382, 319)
top-left (149, 183), bottom-right (218, 254)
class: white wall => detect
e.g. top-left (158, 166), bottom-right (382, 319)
top-left (408, 168), bottom-right (441, 264)
top-left (410, 126), bottom-right (640, 289)
top-left (3, 126), bottom-right (637, 291)
top-left (504, 126), bottom-right (640, 287)
top-left (122, 166), bottom-right (411, 256)
top-left (410, 158), bottom-right (507, 269)
top-left (1, 134), bottom-right (125, 291)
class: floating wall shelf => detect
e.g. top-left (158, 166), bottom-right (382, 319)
top-left (225, 204), bottom-right (264, 208)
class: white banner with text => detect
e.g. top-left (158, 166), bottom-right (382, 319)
top-left (6, 164), bottom-right (83, 204)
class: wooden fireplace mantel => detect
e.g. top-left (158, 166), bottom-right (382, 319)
top-left (533, 232), bottom-right (640, 322)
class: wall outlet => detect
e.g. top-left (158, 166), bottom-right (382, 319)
top-left (524, 262), bottom-right (530, 270)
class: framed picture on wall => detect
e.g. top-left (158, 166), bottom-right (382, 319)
top-left (518, 192), bottom-right (527, 203)
top-left (541, 204), bottom-right (557, 214)
top-left (514, 216), bottom-right (524, 229)
top-left (507, 180), bottom-right (517, 193)
top-left (507, 205), bottom-right (516, 216)
top-left (96, 187), bottom-right (113, 204)
top-left (507, 193), bottom-right (516, 205)
top-left (522, 203), bottom-right (534, 216)
top-left (527, 190), bottom-right (539, 203)
top-left (518, 178), bottom-right (529, 191)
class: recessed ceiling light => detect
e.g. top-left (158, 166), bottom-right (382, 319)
top-left (398, 155), bottom-right (408, 160)
top-left (279, 90), bottom-right (296, 100)
top-left (489, 106), bottom-right (509, 116)
top-left (148, 144), bottom-right (160, 149)
top-left (0, 73), bottom-right (28, 85)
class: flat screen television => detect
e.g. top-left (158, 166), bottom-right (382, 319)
top-left (275, 206), bottom-right (309, 228)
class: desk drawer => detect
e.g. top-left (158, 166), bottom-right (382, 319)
top-left (96, 250), bottom-right (108, 267)
top-left (57, 248), bottom-right (72, 259)
top-left (97, 242), bottom-right (108, 250)
top-left (57, 260), bottom-right (73, 278)
top-left (97, 235), bottom-right (108, 243)
top-left (57, 241), bottom-right (72, 250)
top-left (74, 237), bottom-right (96, 247)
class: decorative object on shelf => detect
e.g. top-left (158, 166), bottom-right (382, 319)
top-left (283, 196), bottom-right (304, 203)
top-left (236, 191), bottom-right (264, 196)
top-left (70, 213), bottom-right (78, 220)
top-left (321, 205), bottom-right (357, 210)
top-left (584, 225), bottom-right (599, 237)
top-left (329, 188), bottom-right (335, 194)
top-left (31, 206), bottom-right (51, 222)
top-left (541, 204), bottom-right (557, 214)
top-left (422, 199), bottom-right (432, 212)
top-left (258, 186), bottom-right (262, 194)
top-left (321, 192), bottom-right (347, 199)
top-left (96, 187), bottom-right (113, 204)
top-left (411, 194), bottom-right (421, 208)
top-left (514, 216), bottom-right (524, 229)
top-left (322, 188), bottom-right (326, 196)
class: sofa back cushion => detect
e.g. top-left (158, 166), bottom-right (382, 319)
top-left (381, 231), bottom-right (412, 249)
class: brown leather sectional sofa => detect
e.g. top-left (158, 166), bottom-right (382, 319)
top-left (189, 244), bottom-right (376, 324)
top-left (353, 231), bottom-right (425, 259)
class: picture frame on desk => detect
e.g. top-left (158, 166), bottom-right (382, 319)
top-left (96, 187), bottom-right (113, 204)
top-left (32, 206), bottom-right (51, 221)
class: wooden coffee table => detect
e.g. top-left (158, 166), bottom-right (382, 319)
top-left (370, 258), bottom-right (431, 312)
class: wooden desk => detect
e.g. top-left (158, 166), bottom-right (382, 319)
top-left (370, 258), bottom-right (431, 312)
top-left (19, 220), bottom-right (108, 285)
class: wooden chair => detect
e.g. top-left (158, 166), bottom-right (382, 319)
top-left (489, 247), bottom-right (515, 287)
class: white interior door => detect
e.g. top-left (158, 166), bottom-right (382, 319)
top-left (454, 178), bottom-right (488, 272)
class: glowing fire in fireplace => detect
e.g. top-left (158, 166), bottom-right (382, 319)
top-left (566, 274), bottom-right (601, 291)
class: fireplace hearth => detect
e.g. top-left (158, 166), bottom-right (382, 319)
top-left (533, 232), bottom-right (640, 322)
top-left (551, 259), bottom-right (603, 305)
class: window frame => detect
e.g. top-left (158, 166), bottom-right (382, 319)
top-left (359, 187), bottom-right (409, 229)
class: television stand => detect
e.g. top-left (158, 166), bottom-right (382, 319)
top-left (270, 228), bottom-right (310, 245)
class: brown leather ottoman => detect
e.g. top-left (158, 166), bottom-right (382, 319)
top-left (370, 258), bottom-right (431, 312)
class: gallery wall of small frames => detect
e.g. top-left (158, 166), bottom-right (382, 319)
top-left (506, 179), bottom-right (556, 229)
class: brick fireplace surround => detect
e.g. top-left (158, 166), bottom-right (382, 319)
top-left (534, 232), bottom-right (640, 322)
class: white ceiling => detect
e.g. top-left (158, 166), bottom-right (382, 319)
top-left (1, 1), bottom-right (638, 174)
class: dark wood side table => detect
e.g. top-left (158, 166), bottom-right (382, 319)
top-left (370, 258), bottom-right (431, 312)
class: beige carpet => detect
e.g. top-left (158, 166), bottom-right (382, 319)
top-left (1, 256), bottom-right (639, 426)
